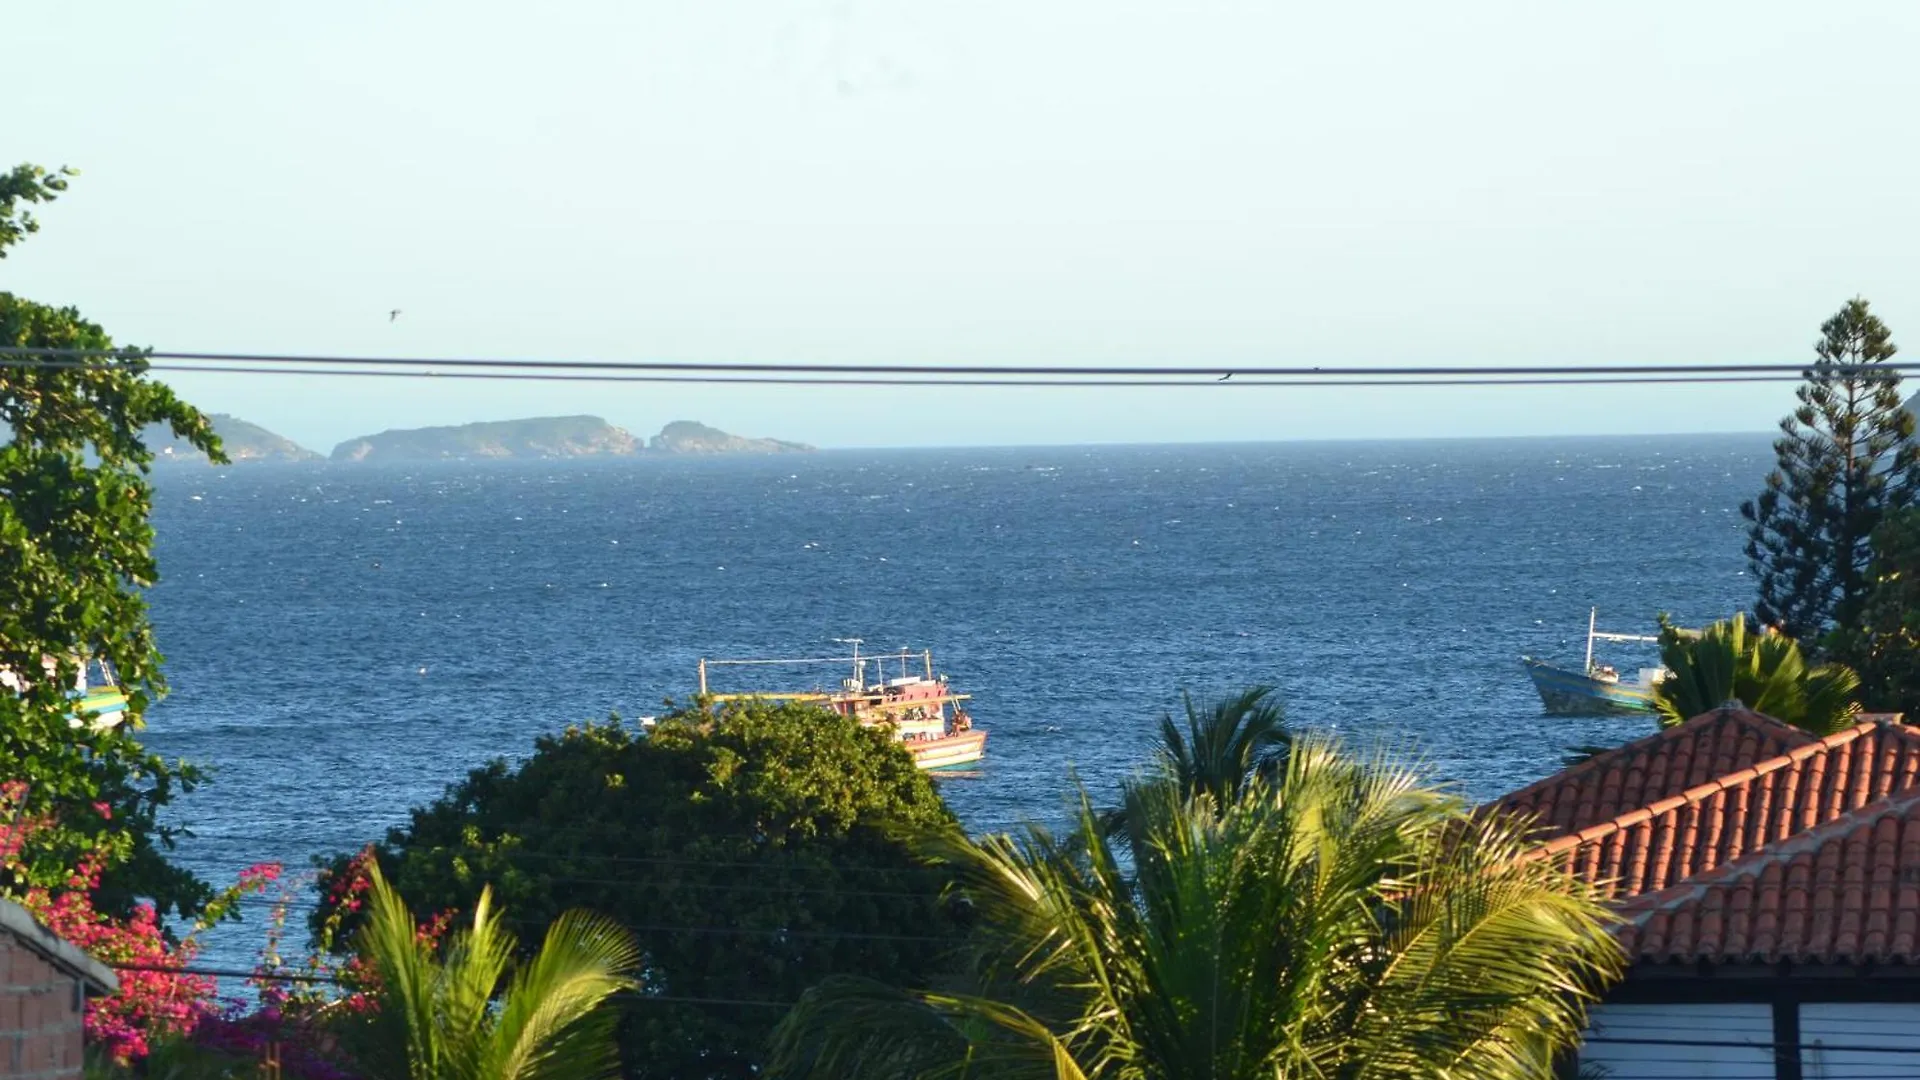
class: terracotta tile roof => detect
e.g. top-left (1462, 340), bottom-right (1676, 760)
top-left (1496, 705), bottom-right (1819, 842)
top-left (1519, 719), bottom-right (1920, 899)
top-left (1617, 788), bottom-right (1920, 965)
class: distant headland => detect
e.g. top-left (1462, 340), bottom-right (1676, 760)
top-left (147, 415), bottom-right (815, 465)
top-left (648, 420), bottom-right (813, 455)
top-left (333, 416), bottom-right (814, 461)
top-left (146, 414), bottom-right (324, 464)
top-left (330, 415), bottom-right (641, 462)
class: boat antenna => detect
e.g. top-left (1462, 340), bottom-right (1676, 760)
top-left (832, 638), bottom-right (865, 685)
top-left (1585, 607), bottom-right (1597, 675)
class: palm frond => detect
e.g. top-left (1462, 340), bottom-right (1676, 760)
top-left (1654, 613), bottom-right (1864, 733)
top-left (777, 719), bottom-right (1623, 1080)
top-left (355, 860), bottom-right (638, 1080)
top-left (485, 910), bottom-right (640, 1080)
top-left (1155, 685), bottom-right (1289, 808)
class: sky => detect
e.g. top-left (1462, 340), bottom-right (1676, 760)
top-left (8, 1), bottom-right (1920, 451)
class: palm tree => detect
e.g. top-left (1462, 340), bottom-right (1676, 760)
top-left (353, 861), bottom-right (640, 1080)
top-left (768, 734), bottom-right (1624, 1080)
top-left (1097, 686), bottom-right (1289, 843)
top-left (1153, 684), bottom-right (1289, 807)
top-left (1652, 613), bottom-right (1861, 735)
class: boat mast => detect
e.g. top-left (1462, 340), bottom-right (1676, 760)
top-left (1585, 607), bottom-right (1597, 675)
top-left (833, 638), bottom-right (864, 688)
top-left (698, 659), bottom-right (707, 696)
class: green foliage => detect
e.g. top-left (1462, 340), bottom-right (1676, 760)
top-left (353, 860), bottom-right (639, 1080)
top-left (768, 728), bottom-right (1625, 1080)
top-left (314, 700), bottom-right (966, 1079)
top-left (1743, 297), bottom-right (1920, 643)
top-left (1650, 614), bottom-right (1860, 735)
top-left (0, 164), bottom-right (73, 256)
top-left (1, 163), bottom-right (225, 918)
top-left (1152, 684), bottom-right (1288, 808)
top-left (1831, 507), bottom-right (1920, 716)
top-left (1099, 685), bottom-right (1289, 841)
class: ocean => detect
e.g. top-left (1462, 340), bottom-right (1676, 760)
top-left (141, 434), bottom-right (1771, 965)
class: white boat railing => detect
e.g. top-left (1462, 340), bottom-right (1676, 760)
top-left (698, 645), bottom-right (937, 696)
top-left (1583, 607), bottom-right (1660, 673)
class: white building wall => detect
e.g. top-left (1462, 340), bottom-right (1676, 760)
top-left (1578, 1002), bottom-right (1775, 1079)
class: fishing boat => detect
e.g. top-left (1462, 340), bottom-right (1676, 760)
top-left (71, 659), bottom-right (130, 731)
top-left (0, 656), bottom-right (131, 730)
top-left (697, 642), bottom-right (987, 769)
top-left (1520, 608), bottom-right (1667, 716)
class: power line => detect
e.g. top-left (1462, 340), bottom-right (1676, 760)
top-left (3, 346), bottom-right (1916, 386)
top-left (4, 345), bottom-right (1910, 377)
top-left (177, 830), bottom-right (961, 883)
top-left (1584, 1033), bottom-right (1920, 1055)
top-left (0, 352), bottom-right (1843, 387)
top-left (108, 962), bottom-right (795, 1008)
top-left (137, 365), bottom-right (1837, 388)
top-left (96, 968), bottom-right (1920, 1051)
top-left (200, 896), bottom-right (965, 944)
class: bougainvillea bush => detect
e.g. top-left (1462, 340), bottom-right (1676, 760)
top-left (5, 784), bottom-right (474, 1078)
top-left (2, 779), bottom-right (353, 1073)
top-left (2, 779), bottom-right (260, 1060)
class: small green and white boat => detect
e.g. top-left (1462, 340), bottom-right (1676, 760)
top-left (2, 656), bottom-right (132, 730)
top-left (71, 659), bottom-right (130, 731)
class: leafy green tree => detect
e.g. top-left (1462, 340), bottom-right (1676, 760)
top-left (352, 859), bottom-right (640, 1080)
top-left (314, 701), bottom-right (967, 1080)
top-left (1, 163), bottom-right (223, 918)
top-left (1830, 507), bottom-right (1920, 717)
top-left (1743, 297), bottom-right (1920, 644)
top-left (768, 732), bottom-right (1624, 1080)
top-left (1650, 614), bottom-right (1860, 735)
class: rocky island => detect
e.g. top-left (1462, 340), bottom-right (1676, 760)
top-left (648, 420), bottom-right (815, 454)
top-left (147, 414), bottom-right (321, 464)
top-left (330, 416), bottom-right (640, 462)
top-left (327, 417), bottom-right (814, 462)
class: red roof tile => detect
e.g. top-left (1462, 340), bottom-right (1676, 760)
top-left (1519, 719), bottom-right (1920, 899)
top-left (1617, 787), bottom-right (1920, 965)
top-left (1497, 705), bottom-right (1819, 841)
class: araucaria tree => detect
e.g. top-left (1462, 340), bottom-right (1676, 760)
top-left (1743, 297), bottom-right (1920, 646)
top-left (1, 163), bottom-right (224, 917)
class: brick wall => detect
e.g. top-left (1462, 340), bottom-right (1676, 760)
top-left (0, 931), bottom-right (87, 1080)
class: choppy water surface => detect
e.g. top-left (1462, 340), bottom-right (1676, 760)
top-left (141, 436), bottom-right (1768, 961)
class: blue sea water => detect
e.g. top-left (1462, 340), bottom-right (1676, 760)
top-left (141, 434), bottom-right (1771, 965)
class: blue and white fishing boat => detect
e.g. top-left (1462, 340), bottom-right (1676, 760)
top-left (1521, 608), bottom-right (1666, 716)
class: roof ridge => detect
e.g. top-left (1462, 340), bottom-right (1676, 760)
top-left (1618, 783), bottom-right (1920, 924)
top-left (1517, 718), bottom-right (1877, 863)
top-left (1497, 704), bottom-right (1815, 810)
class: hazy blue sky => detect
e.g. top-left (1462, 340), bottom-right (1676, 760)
top-left (10, 2), bottom-right (1920, 451)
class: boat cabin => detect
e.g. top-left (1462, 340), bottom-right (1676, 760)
top-left (696, 644), bottom-right (986, 769)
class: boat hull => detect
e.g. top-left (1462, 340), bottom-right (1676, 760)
top-left (69, 687), bottom-right (130, 731)
top-left (907, 730), bottom-right (987, 770)
top-left (1521, 657), bottom-right (1654, 717)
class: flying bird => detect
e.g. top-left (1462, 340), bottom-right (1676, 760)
top-left (1218, 372), bottom-right (1233, 382)
top-left (388, 309), bottom-right (402, 322)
